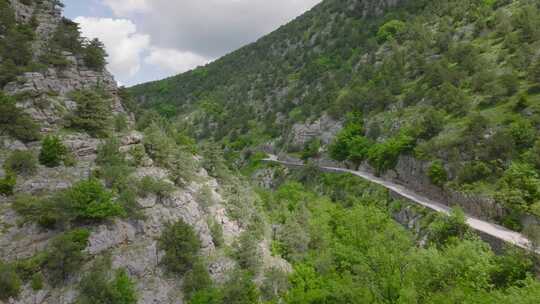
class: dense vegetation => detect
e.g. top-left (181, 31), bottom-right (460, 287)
top-left (131, 0), bottom-right (540, 228)
top-left (244, 164), bottom-right (540, 303)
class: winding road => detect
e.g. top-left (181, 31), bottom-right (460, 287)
top-left (263, 154), bottom-right (538, 253)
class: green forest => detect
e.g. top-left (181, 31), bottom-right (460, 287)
top-left (3, 0), bottom-right (540, 303)
top-left (131, 0), bottom-right (540, 231)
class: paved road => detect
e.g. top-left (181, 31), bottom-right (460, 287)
top-left (264, 155), bottom-right (538, 253)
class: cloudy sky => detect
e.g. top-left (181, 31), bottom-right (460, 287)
top-left (63, 0), bottom-right (321, 86)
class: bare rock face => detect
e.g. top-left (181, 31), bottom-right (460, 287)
top-left (289, 114), bottom-right (343, 148)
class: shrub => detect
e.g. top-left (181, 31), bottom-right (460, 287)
top-left (143, 123), bottom-right (176, 166)
top-left (0, 92), bottom-right (41, 142)
top-left (496, 162), bottom-right (540, 214)
top-left (427, 208), bottom-right (470, 246)
top-left (208, 219), bottom-right (224, 248)
top-left (158, 220), bottom-right (201, 275)
top-left (0, 172), bottom-right (16, 196)
top-left (367, 133), bottom-right (415, 174)
top-left (138, 176), bottom-right (174, 199)
top-left (182, 261), bottom-right (212, 300)
top-left (30, 272), bottom-right (44, 291)
top-left (188, 288), bottom-right (223, 304)
top-left (96, 138), bottom-right (134, 189)
top-left (14, 178), bottom-right (124, 228)
top-left (39, 135), bottom-right (67, 167)
top-left (234, 231), bottom-right (262, 274)
top-left (222, 270), bottom-right (260, 304)
top-left (62, 178), bottom-right (124, 222)
top-left (509, 119), bottom-right (536, 149)
top-left (427, 160), bottom-right (448, 187)
top-left (300, 138), bottom-right (321, 161)
top-left (114, 113), bottom-right (129, 132)
top-left (83, 38), bottom-right (107, 71)
top-left (0, 262), bottom-right (22, 301)
top-left (377, 20), bottom-right (406, 42)
top-left (12, 194), bottom-right (59, 228)
top-left (491, 248), bottom-right (534, 288)
top-left (4, 150), bottom-right (37, 176)
top-left (457, 161), bottom-right (492, 185)
top-left (66, 90), bottom-right (112, 137)
top-left (78, 257), bottom-right (137, 304)
top-left (196, 185), bottom-right (215, 211)
top-left (43, 229), bottom-right (90, 285)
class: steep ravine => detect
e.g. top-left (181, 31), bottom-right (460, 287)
top-left (0, 1), bottom-right (286, 303)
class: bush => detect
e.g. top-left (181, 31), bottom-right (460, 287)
top-left (0, 262), bottom-right (22, 301)
top-left (78, 258), bottom-right (137, 304)
top-left (300, 138), bottom-right (321, 161)
top-left (457, 161), bottom-right (492, 185)
top-left (427, 160), bottom-right (448, 187)
top-left (234, 231), bottom-right (262, 274)
top-left (0, 92), bottom-right (40, 142)
top-left (367, 133), bottom-right (415, 174)
top-left (509, 119), bottom-right (536, 149)
top-left (83, 38), bottom-right (107, 71)
top-left (14, 178), bottom-right (124, 228)
top-left (43, 229), bottom-right (90, 285)
top-left (138, 176), bottom-right (174, 199)
top-left (66, 90), bottom-right (112, 137)
top-left (221, 271), bottom-right (260, 304)
top-left (496, 162), bottom-right (540, 214)
top-left (4, 150), bottom-right (37, 176)
top-left (12, 194), bottom-right (60, 228)
top-left (62, 178), bottom-right (124, 222)
top-left (0, 172), bottom-right (16, 196)
top-left (377, 20), bottom-right (406, 42)
top-left (427, 208), bottom-right (470, 246)
top-left (158, 220), bottom-right (201, 275)
top-left (491, 248), bottom-right (534, 288)
top-left (208, 219), bottom-right (224, 248)
top-left (182, 261), bottom-right (212, 300)
top-left (39, 135), bottom-right (67, 167)
top-left (96, 138), bottom-right (134, 189)
top-left (114, 113), bottom-right (129, 132)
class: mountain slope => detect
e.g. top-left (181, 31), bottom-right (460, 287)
top-left (130, 0), bottom-right (540, 231)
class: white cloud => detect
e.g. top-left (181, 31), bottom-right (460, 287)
top-left (101, 0), bottom-right (149, 16)
top-left (144, 47), bottom-right (210, 74)
top-left (74, 17), bottom-right (150, 80)
top-left (101, 0), bottom-right (322, 58)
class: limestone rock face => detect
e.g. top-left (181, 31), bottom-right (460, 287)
top-left (289, 114), bottom-right (342, 148)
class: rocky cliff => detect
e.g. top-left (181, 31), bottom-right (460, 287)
top-left (0, 1), bottom-right (285, 303)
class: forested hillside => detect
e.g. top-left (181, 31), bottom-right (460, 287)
top-left (3, 0), bottom-right (540, 303)
top-left (131, 0), bottom-right (540, 231)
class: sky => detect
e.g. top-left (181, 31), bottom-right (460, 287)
top-left (62, 0), bottom-right (322, 87)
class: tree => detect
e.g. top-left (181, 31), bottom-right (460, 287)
top-left (0, 93), bottom-right (40, 142)
top-left (182, 261), bottom-right (212, 300)
top-left (222, 271), bottom-right (260, 304)
top-left (39, 135), bottom-right (67, 167)
top-left (0, 262), bottom-right (21, 301)
top-left (347, 136), bottom-right (371, 168)
top-left (4, 150), bottom-right (37, 177)
top-left (377, 20), bottom-right (406, 42)
top-left (427, 160), bottom-right (448, 187)
top-left (427, 208), bottom-right (470, 246)
top-left (63, 178), bottom-right (124, 222)
top-left (43, 229), bottom-right (90, 285)
top-left (78, 257), bottom-right (137, 304)
top-left (0, 172), bottom-right (16, 196)
top-left (83, 38), bottom-right (107, 71)
top-left (67, 90), bottom-right (112, 137)
top-left (158, 220), bottom-right (201, 275)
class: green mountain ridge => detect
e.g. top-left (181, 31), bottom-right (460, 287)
top-left (130, 0), bottom-right (540, 230)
